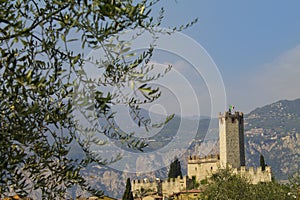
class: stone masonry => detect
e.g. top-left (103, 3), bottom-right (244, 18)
top-left (132, 111), bottom-right (272, 198)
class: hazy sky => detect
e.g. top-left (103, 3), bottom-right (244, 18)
top-left (146, 0), bottom-right (300, 115)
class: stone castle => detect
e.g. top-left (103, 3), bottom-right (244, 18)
top-left (132, 111), bottom-right (272, 197)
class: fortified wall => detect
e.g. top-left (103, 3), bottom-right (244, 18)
top-left (233, 166), bottom-right (272, 184)
top-left (187, 154), bottom-right (220, 182)
top-left (161, 176), bottom-right (193, 196)
top-left (131, 176), bottom-right (193, 197)
top-left (131, 110), bottom-right (273, 198)
top-left (131, 178), bottom-right (161, 197)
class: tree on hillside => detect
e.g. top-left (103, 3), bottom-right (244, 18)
top-left (0, 0), bottom-right (196, 199)
top-left (123, 178), bottom-right (134, 200)
top-left (260, 154), bottom-right (266, 171)
top-left (168, 157), bottom-right (182, 179)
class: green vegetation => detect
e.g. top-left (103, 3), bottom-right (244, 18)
top-left (134, 187), bottom-right (153, 200)
top-left (0, 0), bottom-right (196, 199)
top-left (200, 179), bottom-right (208, 185)
top-left (260, 154), bottom-right (266, 171)
top-left (200, 168), bottom-right (300, 200)
top-left (168, 157), bottom-right (182, 179)
top-left (188, 176), bottom-right (200, 189)
top-left (122, 178), bottom-right (133, 200)
top-left (245, 99), bottom-right (300, 180)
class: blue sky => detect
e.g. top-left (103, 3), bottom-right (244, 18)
top-left (147, 0), bottom-right (300, 115)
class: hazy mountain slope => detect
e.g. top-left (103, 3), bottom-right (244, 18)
top-left (244, 99), bottom-right (300, 180)
top-left (73, 99), bottom-right (300, 197)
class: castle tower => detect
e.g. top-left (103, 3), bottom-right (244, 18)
top-left (219, 111), bottom-right (245, 169)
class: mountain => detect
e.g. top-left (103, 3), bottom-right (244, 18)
top-left (73, 98), bottom-right (300, 198)
top-left (70, 109), bottom-right (219, 198)
top-left (244, 99), bottom-right (300, 180)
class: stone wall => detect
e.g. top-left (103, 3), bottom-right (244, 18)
top-left (132, 176), bottom-right (193, 197)
top-left (161, 176), bottom-right (192, 196)
top-left (233, 166), bottom-right (272, 184)
top-left (187, 155), bottom-right (220, 182)
top-left (132, 110), bottom-right (273, 198)
top-left (219, 111), bottom-right (245, 168)
top-left (131, 178), bottom-right (161, 197)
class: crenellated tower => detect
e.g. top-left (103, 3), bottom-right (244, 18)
top-left (132, 110), bottom-right (272, 198)
top-left (219, 111), bottom-right (245, 169)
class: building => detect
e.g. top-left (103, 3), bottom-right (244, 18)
top-left (132, 111), bottom-right (272, 198)
top-left (168, 189), bottom-right (202, 200)
top-left (187, 154), bottom-right (220, 183)
top-left (219, 111), bottom-right (245, 168)
top-left (188, 111), bottom-right (272, 184)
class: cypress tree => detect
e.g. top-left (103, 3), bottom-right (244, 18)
top-left (260, 154), bottom-right (266, 171)
top-left (168, 157), bottom-right (182, 178)
top-left (123, 178), bottom-right (134, 200)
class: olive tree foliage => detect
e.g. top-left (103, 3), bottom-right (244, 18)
top-left (0, 0), bottom-right (196, 199)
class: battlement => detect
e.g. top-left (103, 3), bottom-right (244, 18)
top-left (132, 176), bottom-right (193, 197)
top-left (132, 178), bottom-right (161, 197)
top-left (237, 166), bottom-right (272, 174)
top-left (219, 110), bottom-right (245, 168)
top-left (161, 176), bottom-right (193, 195)
top-left (162, 176), bottom-right (190, 184)
top-left (131, 109), bottom-right (273, 198)
top-left (187, 155), bottom-right (220, 182)
top-left (219, 111), bottom-right (244, 118)
top-left (132, 177), bottom-right (161, 184)
top-left (219, 111), bottom-right (244, 124)
top-left (188, 154), bottom-right (220, 164)
top-left (232, 166), bottom-right (272, 184)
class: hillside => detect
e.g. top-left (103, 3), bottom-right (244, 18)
top-left (244, 99), bottom-right (300, 180)
top-left (73, 98), bottom-right (300, 198)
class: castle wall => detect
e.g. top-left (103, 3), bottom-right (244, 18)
top-left (187, 155), bottom-right (219, 182)
top-left (132, 176), bottom-right (193, 197)
top-left (132, 110), bottom-right (273, 198)
top-left (131, 178), bottom-right (160, 197)
top-left (233, 166), bottom-right (272, 184)
top-left (219, 112), bottom-right (245, 168)
top-left (161, 176), bottom-right (192, 196)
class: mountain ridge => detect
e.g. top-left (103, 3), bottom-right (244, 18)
top-left (73, 98), bottom-right (300, 198)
